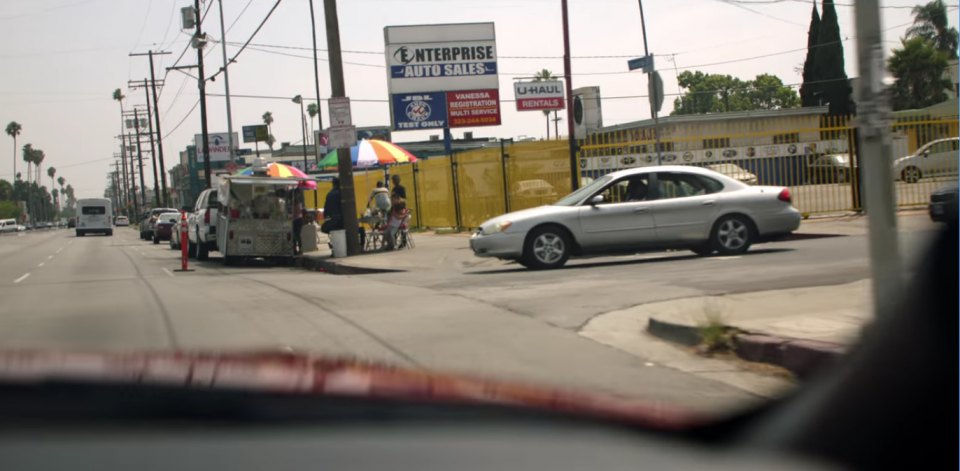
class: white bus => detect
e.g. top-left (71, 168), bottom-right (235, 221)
top-left (76, 198), bottom-right (113, 237)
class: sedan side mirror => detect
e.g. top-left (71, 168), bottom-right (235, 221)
top-left (589, 194), bottom-right (604, 206)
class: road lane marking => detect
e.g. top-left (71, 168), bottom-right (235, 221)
top-left (56, 247), bottom-right (63, 254)
top-left (161, 267), bottom-right (175, 278)
top-left (47, 255), bottom-right (53, 260)
top-left (37, 262), bottom-right (45, 267)
top-left (13, 273), bottom-right (30, 284)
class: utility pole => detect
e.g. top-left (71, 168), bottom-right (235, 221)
top-left (117, 146), bottom-right (129, 216)
top-left (216, 0), bottom-right (236, 163)
top-left (308, 0), bottom-right (324, 132)
top-left (131, 80), bottom-right (161, 207)
top-left (133, 109), bottom-right (147, 206)
top-left (561, 0), bottom-right (579, 191)
top-left (854, 0), bottom-right (900, 316)
top-left (323, 0), bottom-right (360, 256)
top-left (637, 0), bottom-right (663, 166)
top-left (130, 50), bottom-right (171, 206)
top-left (193, 0), bottom-right (212, 188)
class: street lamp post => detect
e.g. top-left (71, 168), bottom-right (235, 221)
top-left (292, 95), bottom-right (308, 171)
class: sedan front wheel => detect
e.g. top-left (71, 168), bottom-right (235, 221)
top-left (712, 215), bottom-right (754, 255)
top-left (521, 226), bottom-right (571, 270)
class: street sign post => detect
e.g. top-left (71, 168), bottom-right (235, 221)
top-left (329, 97), bottom-right (352, 127)
top-left (627, 55), bottom-right (654, 73)
top-left (648, 71), bottom-right (664, 113)
top-left (328, 125), bottom-right (357, 149)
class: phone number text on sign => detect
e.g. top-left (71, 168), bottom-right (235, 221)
top-left (446, 89), bottom-right (500, 128)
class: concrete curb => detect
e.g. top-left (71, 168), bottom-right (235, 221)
top-left (295, 255), bottom-right (403, 275)
top-left (646, 316), bottom-right (845, 378)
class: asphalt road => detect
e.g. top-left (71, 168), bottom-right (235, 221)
top-left (0, 221), bottom-right (939, 416)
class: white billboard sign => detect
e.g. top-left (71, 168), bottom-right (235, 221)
top-left (514, 80), bottom-right (565, 111)
top-left (384, 23), bottom-right (498, 94)
top-left (194, 132), bottom-right (238, 163)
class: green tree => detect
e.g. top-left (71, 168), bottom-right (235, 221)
top-left (46, 166), bottom-right (55, 196)
top-left (21, 143), bottom-right (33, 191)
top-left (533, 69), bottom-right (557, 139)
top-left (51, 188), bottom-right (59, 213)
top-left (799, 4), bottom-right (822, 107)
top-left (0, 179), bottom-right (12, 200)
top-left (671, 71), bottom-right (798, 115)
top-left (33, 148), bottom-right (44, 188)
top-left (889, 36), bottom-right (952, 111)
top-left (907, 0), bottom-right (959, 58)
top-left (812, 0), bottom-right (853, 115)
top-left (5, 121), bottom-right (21, 181)
top-left (57, 175), bottom-right (65, 200)
top-left (0, 200), bottom-right (20, 219)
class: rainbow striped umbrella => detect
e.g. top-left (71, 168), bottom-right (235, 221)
top-left (317, 139), bottom-right (418, 169)
top-left (235, 162), bottom-right (317, 189)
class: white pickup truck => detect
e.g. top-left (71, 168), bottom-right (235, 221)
top-left (187, 188), bottom-right (220, 260)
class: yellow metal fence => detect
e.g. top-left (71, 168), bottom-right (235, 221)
top-left (304, 116), bottom-right (957, 228)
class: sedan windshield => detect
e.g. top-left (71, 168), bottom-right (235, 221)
top-left (553, 175), bottom-right (612, 206)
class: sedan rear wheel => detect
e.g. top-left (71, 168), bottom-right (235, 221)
top-left (712, 215), bottom-right (753, 255)
top-left (522, 226), bottom-right (571, 270)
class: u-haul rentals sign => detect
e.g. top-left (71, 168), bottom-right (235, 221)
top-left (514, 80), bottom-right (565, 111)
top-left (385, 23), bottom-right (500, 130)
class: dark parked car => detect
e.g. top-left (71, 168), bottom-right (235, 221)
top-left (929, 183), bottom-right (957, 222)
top-left (140, 208), bottom-right (179, 240)
top-left (67, 217), bottom-right (76, 228)
top-left (152, 212), bottom-right (182, 244)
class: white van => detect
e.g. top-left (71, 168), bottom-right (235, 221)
top-left (76, 198), bottom-right (113, 237)
top-left (0, 218), bottom-right (21, 233)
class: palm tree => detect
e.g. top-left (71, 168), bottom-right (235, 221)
top-left (262, 111), bottom-right (274, 150)
top-left (5, 121), bottom-right (21, 181)
top-left (306, 103), bottom-right (319, 144)
top-left (21, 144), bottom-right (34, 190)
top-left (907, 0), bottom-right (959, 57)
top-left (47, 166), bottom-right (56, 197)
top-left (51, 188), bottom-right (59, 215)
top-left (33, 149), bottom-right (44, 188)
top-left (57, 175), bottom-right (65, 202)
top-left (533, 69), bottom-right (556, 139)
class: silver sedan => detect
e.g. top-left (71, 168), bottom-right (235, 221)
top-left (470, 166), bottom-right (801, 269)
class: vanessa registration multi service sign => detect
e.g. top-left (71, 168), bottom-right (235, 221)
top-left (384, 23), bottom-right (501, 131)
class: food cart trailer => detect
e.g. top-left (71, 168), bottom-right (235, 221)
top-left (216, 175), bottom-right (301, 265)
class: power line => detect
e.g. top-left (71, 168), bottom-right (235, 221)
top-left (226, 0), bottom-right (256, 34)
top-left (207, 0), bottom-right (282, 82)
top-left (162, 99), bottom-right (200, 139)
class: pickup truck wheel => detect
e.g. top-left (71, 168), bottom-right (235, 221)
top-left (196, 229), bottom-right (209, 261)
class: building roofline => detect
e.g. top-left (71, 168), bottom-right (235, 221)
top-left (601, 106), bottom-right (831, 132)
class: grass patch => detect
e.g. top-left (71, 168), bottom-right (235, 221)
top-left (697, 301), bottom-right (736, 354)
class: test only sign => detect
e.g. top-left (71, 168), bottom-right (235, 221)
top-left (385, 22), bottom-right (500, 131)
top-left (514, 80), bottom-right (565, 111)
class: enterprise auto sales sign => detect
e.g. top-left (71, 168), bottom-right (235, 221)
top-left (385, 23), bottom-right (500, 130)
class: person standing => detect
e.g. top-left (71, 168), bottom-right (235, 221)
top-left (390, 174), bottom-right (407, 211)
top-left (321, 177), bottom-right (342, 234)
top-left (291, 189), bottom-right (304, 255)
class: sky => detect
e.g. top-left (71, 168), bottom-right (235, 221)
top-left (0, 0), bottom-right (956, 199)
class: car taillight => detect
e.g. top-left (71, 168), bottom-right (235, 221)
top-left (229, 209), bottom-right (240, 220)
top-left (778, 188), bottom-right (792, 203)
top-left (204, 209), bottom-right (210, 224)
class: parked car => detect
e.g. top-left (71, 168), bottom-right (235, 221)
top-left (114, 216), bottom-right (129, 227)
top-left (140, 208), bottom-right (179, 240)
top-left (805, 153), bottom-right (851, 184)
top-left (706, 163), bottom-right (758, 185)
top-left (894, 137), bottom-right (959, 183)
top-left (929, 183), bottom-right (958, 222)
top-left (512, 179), bottom-right (559, 198)
top-left (187, 189), bottom-right (220, 260)
top-left (67, 217), bottom-right (76, 228)
top-left (470, 166), bottom-right (801, 269)
top-left (0, 218), bottom-right (18, 233)
top-left (152, 212), bottom-right (182, 244)
top-left (170, 216), bottom-right (184, 250)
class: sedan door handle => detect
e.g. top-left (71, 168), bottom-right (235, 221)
top-left (633, 207), bottom-right (649, 214)
top-left (702, 200), bottom-right (716, 206)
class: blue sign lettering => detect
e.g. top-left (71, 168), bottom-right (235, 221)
top-left (390, 62), bottom-right (497, 79)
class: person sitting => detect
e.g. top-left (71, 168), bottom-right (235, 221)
top-left (367, 181), bottom-right (391, 219)
top-left (384, 205), bottom-right (410, 251)
top-left (626, 180), bottom-right (648, 202)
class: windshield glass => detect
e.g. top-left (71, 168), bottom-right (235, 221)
top-left (553, 175), bottom-right (612, 206)
top-left (0, 0), bottom-right (950, 428)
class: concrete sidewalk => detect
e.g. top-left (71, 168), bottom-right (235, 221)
top-left (582, 281), bottom-right (871, 387)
